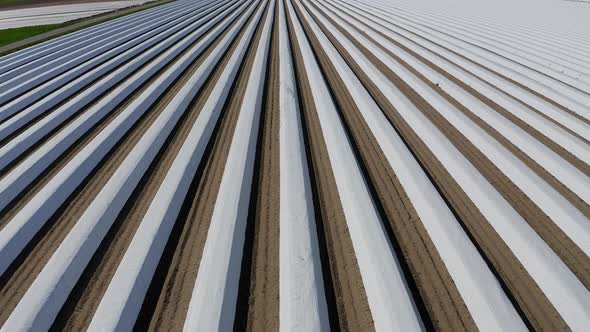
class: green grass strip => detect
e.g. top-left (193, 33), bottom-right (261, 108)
top-left (0, 23), bottom-right (67, 47)
top-left (0, 0), bottom-right (173, 56)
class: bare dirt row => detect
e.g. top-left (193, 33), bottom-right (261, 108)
top-left (0, 0), bottom-right (588, 330)
top-left (319, 0), bottom-right (590, 290)
top-left (0, 0), bottom-right (256, 328)
top-left (286, 5), bottom-right (374, 330)
top-left (239, 2), bottom-right (280, 330)
top-left (52, 3), bottom-right (259, 329)
top-left (295, 0), bottom-right (574, 330)
top-left (138, 2), bottom-right (271, 329)
top-left (294, 1), bottom-right (475, 330)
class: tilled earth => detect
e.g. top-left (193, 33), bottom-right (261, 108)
top-left (0, 0), bottom-right (589, 330)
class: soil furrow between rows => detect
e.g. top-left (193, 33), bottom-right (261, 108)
top-left (50, 5), bottom-right (253, 329)
top-left (338, 0), bottom-right (590, 144)
top-left (285, 3), bottom-right (374, 330)
top-left (239, 2), bottom-right (280, 330)
top-left (137, 2), bottom-right (269, 329)
top-left (298, 1), bottom-right (478, 331)
top-left (0, 1), bottom-right (248, 325)
top-left (322, 1), bottom-right (590, 288)
top-left (318, 2), bottom-right (567, 329)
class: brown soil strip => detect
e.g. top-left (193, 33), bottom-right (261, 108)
top-left (0, 57), bottom-right (162, 325)
top-left (0, 2), bottom-right (247, 324)
top-left (399, 10), bottom-right (590, 97)
top-left (342, 0), bottom-right (590, 135)
top-left (236, 2), bottom-right (279, 330)
top-left (315, 1), bottom-right (571, 330)
top-left (0, 0), bottom-right (243, 226)
top-left (0, 39), bottom-right (177, 225)
top-left (320, 0), bottom-right (590, 290)
top-left (0, 0), bottom-right (174, 55)
top-left (343, 7), bottom-right (590, 183)
top-left (132, 2), bottom-right (268, 330)
top-left (49, 5), bottom-right (251, 330)
top-left (0, 0), bottom-right (242, 179)
top-left (0, 43), bottom-right (170, 226)
top-left (0, 36), bottom-right (175, 159)
top-left (336, 0), bottom-right (590, 154)
top-left (0, 0), bottom-right (194, 109)
top-left (285, 3), bottom-right (374, 331)
top-left (298, 1), bottom-right (477, 331)
top-left (0, 9), bottom-right (193, 172)
top-left (0, 1), bottom-right (242, 232)
top-left (0, 0), bottom-right (219, 133)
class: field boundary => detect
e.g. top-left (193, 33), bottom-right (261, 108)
top-left (0, 0), bottom-right (174, 56)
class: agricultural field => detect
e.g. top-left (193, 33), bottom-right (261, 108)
top-left (0, 0), bottom-right (589, 330)
top-left (0, 1), bottom-right (154, 29)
